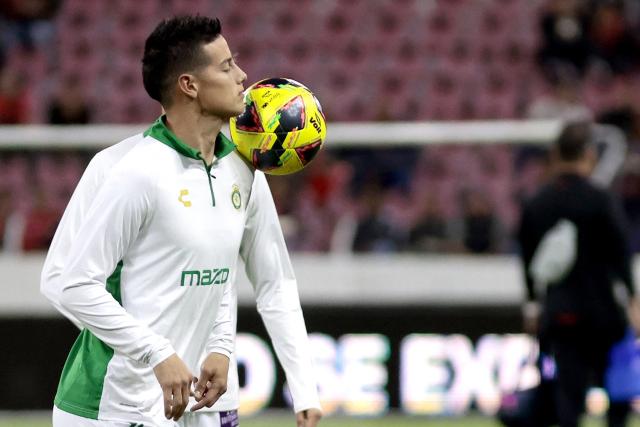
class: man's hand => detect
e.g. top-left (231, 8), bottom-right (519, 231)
top-left (152, 353), bottom-right (194, 421)
top-left (296, 408), bottom-right (322, 427)
top-left (190, 352), bottom-right (230, 412)
top-left (628, 296), bottom-right (640, 336)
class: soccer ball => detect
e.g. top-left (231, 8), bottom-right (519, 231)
top-left (230, 77), bottom-right (326, 175)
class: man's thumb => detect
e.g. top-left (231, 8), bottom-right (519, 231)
top-left (193, 376), bottom-right (207, 400)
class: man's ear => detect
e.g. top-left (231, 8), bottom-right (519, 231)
top-left (178, 73), bottom-right (198, 100)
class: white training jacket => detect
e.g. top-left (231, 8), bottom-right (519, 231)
top-left (41, 117), bottom-right (320, 424)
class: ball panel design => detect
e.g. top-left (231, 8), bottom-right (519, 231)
top-left (276, 95), bottom-right (306, 132)
top-left (295, 139), bottom-right (323, 166)
top-left (234, 99), bottom-right (263, 132)
top-left (262, 149), bottom-right (304, 176)
top-left (252, 148), bottom-right (286, 171)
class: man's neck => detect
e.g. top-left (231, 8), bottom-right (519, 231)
top-left (553, 160), bottom-right (591, 178)
top-left (164, 109), bottom-right (223, 165)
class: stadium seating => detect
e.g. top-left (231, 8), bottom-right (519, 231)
top-left (1, 0), bottom-right (639, 253)
top-left (17, 0), bottom-right (639, 125)
top-left (9, 0), bottom-right (639, 125)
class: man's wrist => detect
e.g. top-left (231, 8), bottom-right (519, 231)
top-left (207, 347), bottom-right (232, 360)
top-left (148, 343), bottom-right (176, 368)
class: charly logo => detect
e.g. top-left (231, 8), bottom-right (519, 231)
top-left (231, 184), bottom-right (241, 210)
top-left (178, 189), bottom-right (191, 207)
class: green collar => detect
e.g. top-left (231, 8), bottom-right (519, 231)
top-left (144, 115), bottom-right (236, 161)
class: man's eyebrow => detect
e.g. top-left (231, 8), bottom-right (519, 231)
top-left (220, 53), bottom-right (239, 66)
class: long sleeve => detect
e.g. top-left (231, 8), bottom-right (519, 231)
top-left (41, 139), bottom-right (139, 329)
top-left (240, 171), bottom-right (321, 413)
top-left (41, 157), bottom-right (104, 329)
top-left (206, 272), bottom-right (234, 359)
top-left (58, 167), bottom-right (175, 367)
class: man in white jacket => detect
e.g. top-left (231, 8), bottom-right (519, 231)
top-left (42, 15), bottom-right (321, 427)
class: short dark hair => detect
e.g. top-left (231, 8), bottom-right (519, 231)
top-left (555, 121), bottom-right (591, 162)
top-left (142, 16), bottom-right (222, 105)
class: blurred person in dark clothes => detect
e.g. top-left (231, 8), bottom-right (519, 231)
top-left (0, 0), bottom-right (61, 51)
top-left (47, 75), bottom-right (91, 124)
top-left (589, 2), bottom-right (640, 75)
top-left (352, 185), bottom-right (405, 252)
top-left (451, 188), bottom-right (505, 254)
top-left (408, 193), bottom-right (449, 252)
top-left (537, 0), bottom-right (594, 77)
top-left (518, 122), bottom-right (640, 427)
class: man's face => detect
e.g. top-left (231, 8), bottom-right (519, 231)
top-left (191, 36), bottom-right (247, 119)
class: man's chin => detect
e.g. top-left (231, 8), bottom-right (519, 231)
top-left (213, 111), bottom-right (241, 121)
top-left (227, 107), bottom-right (244, 120)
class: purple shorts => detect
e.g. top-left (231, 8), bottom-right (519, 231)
top-left (219, 410), bottom-right (239, 427)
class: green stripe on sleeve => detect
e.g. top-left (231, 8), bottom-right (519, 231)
top-left (54, 261), bottom-right (124, 420)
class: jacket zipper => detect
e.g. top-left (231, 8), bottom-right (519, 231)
top-left (201, 159), bottom-right (215, 207)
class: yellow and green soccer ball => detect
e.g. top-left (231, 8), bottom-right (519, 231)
top-left (230, 78), bottom-right (326, 175)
